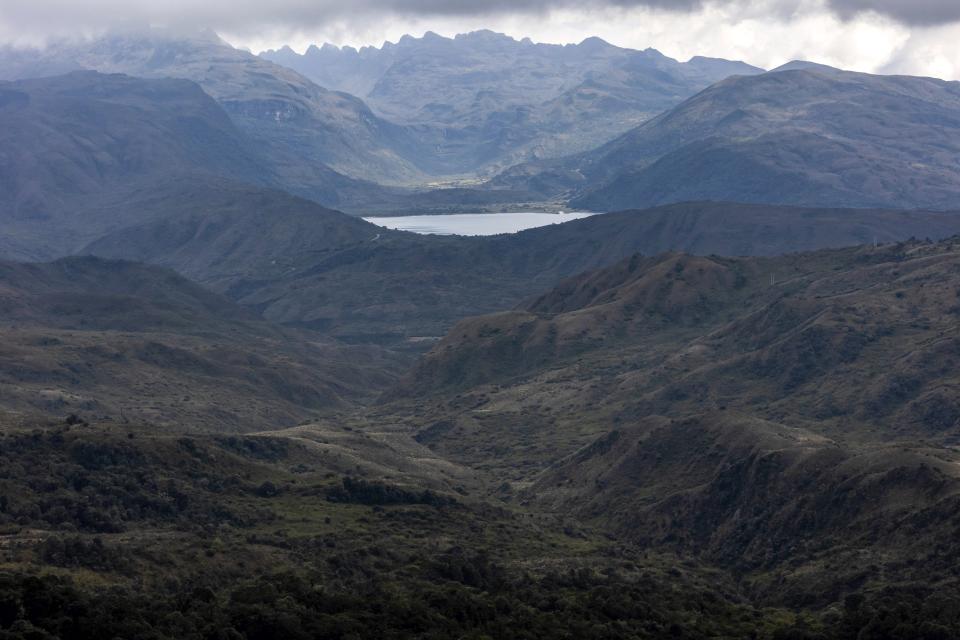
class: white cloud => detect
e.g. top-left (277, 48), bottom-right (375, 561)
top-left (880, 22), bottom-right (960, 79)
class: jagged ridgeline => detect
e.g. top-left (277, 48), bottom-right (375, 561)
top-left (262, 31), bottom-right (762, 174)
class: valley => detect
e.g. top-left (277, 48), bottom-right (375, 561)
top-left (369, 237), bottom-right (960, 613)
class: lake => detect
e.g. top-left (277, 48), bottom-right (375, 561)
top-left (362, 211), bottom-right (594, 236)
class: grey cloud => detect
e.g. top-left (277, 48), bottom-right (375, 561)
top-left (0, 0), bottom-right (717, 42)
top-left (827, 0), bottom-right (960, 25)
top-left (0, 0), bottom-right (957, 40)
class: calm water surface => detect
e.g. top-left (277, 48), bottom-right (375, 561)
top-left (362, 211), bottom-right (594, 236)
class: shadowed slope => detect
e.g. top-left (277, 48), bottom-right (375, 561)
top-left (0, 30), bottom-right (429, 190)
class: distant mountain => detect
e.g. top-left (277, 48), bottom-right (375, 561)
top-left (262, 41), bottom-right (391, 100)
top-left (262, 31), bottom-right (763, 175)
top-left (0, 256), bottom-right (403, 430)
top-left (496, 65), bottom-right (960, 212)
top-left (0, 30), bottom-right (430, 192)
top-left (0, 71), bottom-right (429, 262)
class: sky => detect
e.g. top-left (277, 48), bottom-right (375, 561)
top-left (2, 0), bottom-right (960, 79)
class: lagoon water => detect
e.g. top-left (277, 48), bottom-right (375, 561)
top-left (362, 211), bottom-right (594, 236)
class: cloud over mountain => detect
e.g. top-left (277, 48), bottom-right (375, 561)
top-left (2, 0), bottom-right (958, 38)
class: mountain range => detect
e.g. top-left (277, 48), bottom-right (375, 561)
top-left (9, 30), bottom-right (960, 217)
top-left (263, 31), bottom-right (762, 174)
top-left (9, 68), bottom-right (960, 343)
top-left (0, 28), bottom-right (763, 203)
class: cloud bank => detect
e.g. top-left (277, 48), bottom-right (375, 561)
top-left (1, 0), bottom-right (959, 79)
top-left (1, 0), bottom-right (957, 36)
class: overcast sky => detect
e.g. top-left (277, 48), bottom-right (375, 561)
top-left (2, 0), bottom-right (960, 79)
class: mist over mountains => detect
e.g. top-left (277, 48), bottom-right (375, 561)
top-left (2, 23), bottom-right (960, 640)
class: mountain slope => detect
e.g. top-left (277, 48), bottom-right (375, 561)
top-left (531, 412), bottom-right (960, 606)
top-left (0, 70), bottom-right (410, 263)
top-left (0, 256), bottom-right (403, 430)
top-left (263, 31), bottom-right (762, 175)
top-left (377, 237), bottom-right (960, 604)
top-left (77, 178), bottom-right (384, 285)
top-left (0, 71), bottom-right (269, 258)
top-left (498, 65), bottom-right (960, 211)
top-left (399, 238), bottom-right (960, 431)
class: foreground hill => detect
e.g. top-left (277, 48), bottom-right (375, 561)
top-left (496, 65), bottom-right (960, 212)
top-left (0, 412), bottom-right (844, 639)
top-left (87, 201), bottom-right (960, 342)
top-left (0, 256), bottom-right (402, 430)
top-left (263, 30), bottom-right (762, 174)
top-left (382, 237), bottom-right (960, 605)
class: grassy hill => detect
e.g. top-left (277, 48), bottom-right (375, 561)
top-left (0, 256), bottom-right (403, 431)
